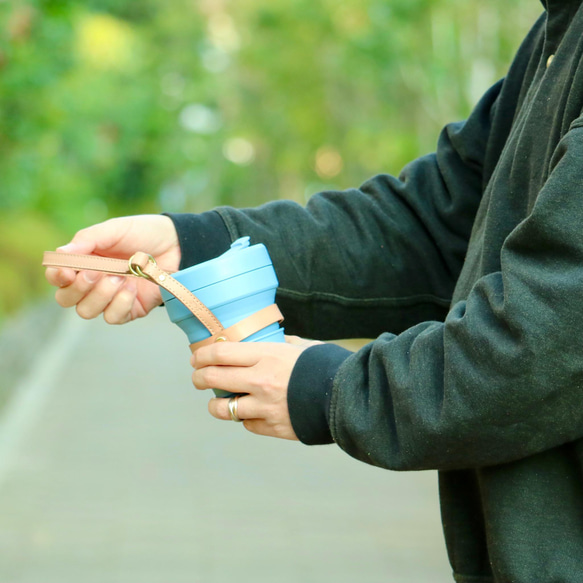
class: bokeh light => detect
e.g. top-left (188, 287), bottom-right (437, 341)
top-left (76, 13), bottom-right (138, 71)
top-left (223, 138), bottom-right (255, 166)
top-left (315, 146), bottom-right (343, 179)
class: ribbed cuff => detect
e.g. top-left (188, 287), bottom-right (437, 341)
top-left (288, 343), bottom-right (352, 445)
top-left (164, 211), bottom-right (231, 269)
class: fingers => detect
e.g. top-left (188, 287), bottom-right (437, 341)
top-left (54, 271), bottom-right (104, 308)
top-left (208, 394), bottom-right (253, 421)
top-left (191, 341), bottom-right (264, 369)
top-left (192, 342), bottom-right (304, 397)
top-left (284, 334), bottom-right (304, 345)
top-left (63, 218), bottom-right (128, 257)
top-left (66, 215), bottom-right (179, 260)
top-left (192, 362), bottom-right (255, 395)
top-left (55, 271), bottom-right (130, 320)
top-left (285, 334), bottom-right (324, 348)
top-left (103, 279), bottom-right (138, 324)
top-left (58, 238), bottom-right (97, 256)
top-left (45, 266), bottom-right (77, 288)
top-left (191, 342), bottom-right (305, 441)
top-left (242, 419), bottom-right (297, 440)
top-left (75, 275), bottom-right (128, 320)
top-left (45, 238), bottom-right (101, 291)
top-left (207, 395), bottom-right (298, 441)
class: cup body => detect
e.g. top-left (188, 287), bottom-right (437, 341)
top-left (161, 237), bottom-right (284, 396)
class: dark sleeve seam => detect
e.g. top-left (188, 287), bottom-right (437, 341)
top-left (278, 287), bottom-right (452, 308)
top-left (215, 207), bottom-right (453, 309)
top-left (215, 207), bottom-right (241, 242)
top-left (329, 370), bottom-right (344, 450)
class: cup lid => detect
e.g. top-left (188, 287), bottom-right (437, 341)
top-left (161, 237), bottom-right (273, 301)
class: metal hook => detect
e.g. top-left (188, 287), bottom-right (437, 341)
top-left (128, 253), bottom-right (156, 278)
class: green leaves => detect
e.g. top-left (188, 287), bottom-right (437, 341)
top-left (0, 0), bottom-right (541, 317)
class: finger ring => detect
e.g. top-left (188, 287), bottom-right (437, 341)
top-left (228, 395), bottom-right (243, 422)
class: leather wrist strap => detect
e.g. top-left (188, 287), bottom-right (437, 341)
top-left (43, 250), bottom-right (223, 335)
top-left (189, 304), bottom-right (283, 352)
top-left (42, 251), bottom-right (284, 344)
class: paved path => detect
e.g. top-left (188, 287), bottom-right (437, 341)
top-left (0, 307), bottom-right (452, 583)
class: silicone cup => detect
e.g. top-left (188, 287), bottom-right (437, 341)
top-left (161, 237), bottom-right (285, 397)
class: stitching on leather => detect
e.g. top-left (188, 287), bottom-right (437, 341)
top-left (45, 252), bottom-right (128, 265)
top-left (43, 253), bottom-right (129, 271)
top-left (161, 275), bottom-right (222, 333)
top-left (189, 304), bottom-right (282, 350)
top-left (45, 252), bottom-right (224, 334)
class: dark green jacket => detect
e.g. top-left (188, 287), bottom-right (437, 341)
top-left (170, 1), bottom-right (583, 580)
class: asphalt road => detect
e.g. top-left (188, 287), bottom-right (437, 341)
top-left (0, 307), bottom-right (453, 583)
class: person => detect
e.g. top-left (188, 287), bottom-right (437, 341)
top-left (45, 1), bottom-right (583, 581)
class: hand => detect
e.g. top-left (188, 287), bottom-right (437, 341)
top-left (191, 336), bottom-right (323, 440)
top-left (45, 215), bottom-right (181, 324)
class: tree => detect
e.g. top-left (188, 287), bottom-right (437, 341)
top-left (0, 0), bottom-right (541, 318)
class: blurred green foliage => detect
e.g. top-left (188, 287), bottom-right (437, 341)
top-left (0, 0), bottom-right (541, 319)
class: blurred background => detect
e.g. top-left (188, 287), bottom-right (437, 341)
top-left (0, 0), bottom-right (540, 321)
top-left (0, 1), bottom-right (542, 581)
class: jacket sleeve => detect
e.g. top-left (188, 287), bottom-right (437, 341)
top-left (315, 119), bottom-right (583, 470)
top-left (179, 81), bottom-right (504, 341)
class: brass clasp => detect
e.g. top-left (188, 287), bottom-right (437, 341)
top-left (128, 253), bottom-right (156, 278)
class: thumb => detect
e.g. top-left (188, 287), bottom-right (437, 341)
top-left (285, 335), bottom-right (324, 348)
top-left (56, 221), bottom-right (114, 255)
top-left (56, 241), bottom-right (95, 255)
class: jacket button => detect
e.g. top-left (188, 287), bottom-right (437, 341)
top-left (546, 54), bottom-right (555, 68)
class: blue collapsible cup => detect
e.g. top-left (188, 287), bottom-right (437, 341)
top-left (161, 237), bottom-right (285, 397)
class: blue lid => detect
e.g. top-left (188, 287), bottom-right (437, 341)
top-left (160, 237), bottom-right (273, 302)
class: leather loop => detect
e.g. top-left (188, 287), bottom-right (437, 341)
top-left (141, 259), bottom-right (223, 335)
top-left (42, 250), bottom-right (283, 343)
top-left (42, 250), bottom-right (223, 335)
top-left (189, 304), bottom-right (284, 352)
top-left (42, 251), bottom-right (131, 275)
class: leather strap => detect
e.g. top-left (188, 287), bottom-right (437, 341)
top-left (135, 255), bottom-right (224, 335)
top-left (189, 304), bottom-right (284, 352)
top-left (43, 250), bottom-right (223, 335)
top-left (43, 250), bottom-right (284, 345)
top-left (43, 251), bottom-right (134, 275)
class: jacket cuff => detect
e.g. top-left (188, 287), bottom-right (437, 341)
top-left (288, 343), bottom-right (352, 445)
top-left (164, 212), bottom-right (231, 269)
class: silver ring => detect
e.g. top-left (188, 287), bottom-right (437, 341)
top-left (228, 395), bottom-right (243, 422)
